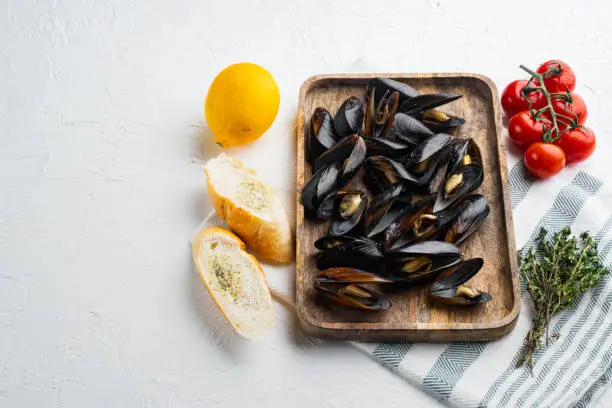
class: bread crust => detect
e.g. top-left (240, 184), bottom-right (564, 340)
top-left (204, 157), bottom-right (294, 263)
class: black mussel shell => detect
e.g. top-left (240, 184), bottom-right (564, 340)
top-left (427, 148), bottom-right (450, 195)
top-left (328, 196), bottom-right (368, 237)
top-left (385, 255), bottom-right (461, 285)
top-left (313, 134), bottom-right (359, 172)
top-left (434, 164), bottom-right (484, 212)
top-left (365, 155), bottom-right (412, 186)
top-left (430, 258), bottom-right (491, 306)
top-left (314, 235), bottom-right (357, 250)
top-left (317, 190), bottom-right (367, 220)
top-left (365, 137), bottom-right (413, 158)
top-left (301, 163), bottom-right (340, 218)
top-left (316, 236), bottom-right (385, 273)
top-left (364, 184), bottom-right (404, 237)
top-left (340, 136), bottom-right (367, 186)
top-left (308, 108), bottom-right (339, 164)
top-left (441, 194), bottom-right (490, 245)
top-left (366, 77), bottom-right (418, 106)
top-left (399, 93), bottom-right (463, 115)
top-left (386, 240), bottom-right (463, 259)
top-left (418, 109), bottom-right (465, 133)
top-left (402, 134), bottom-right (452, 186)
top-left (334, 97), bottom-right (365, 138)
top-left (382, 194), bottom-right (437, 249)
top-left (364, 88), bottom-right (399, 138)
top-left (315, 268), bottom-right (391, 284)
top-left (315, 282), bottom-right (391, 311)
top-left (387, 113), bottom-right (435, 145)
top-left (447, 138), bottom-right (482, 175)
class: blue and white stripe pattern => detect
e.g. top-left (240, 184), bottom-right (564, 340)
top-left (353, 165), bottom-right (612, 408)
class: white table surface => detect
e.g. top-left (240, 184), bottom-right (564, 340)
top-left (1, 1), bottom-right (611, 407)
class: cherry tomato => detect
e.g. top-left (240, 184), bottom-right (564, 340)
top-left (556, 127), bottom-right (596, 163)
top-left (536, 60), bottom-right (576, 93)
top-left (508, 110), bottom-right (551, 150)
top-left (524, 142), bottom-right (566, 179)
top-left (546, 93), bottom-right (588, 128)
top-left (501, 79), bottom-right (545, 117)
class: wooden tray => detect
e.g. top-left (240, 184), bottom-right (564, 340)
top-left (295, 73), bottom-right (520, 341)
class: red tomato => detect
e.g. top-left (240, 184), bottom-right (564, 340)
top-left (508, 110), bottom-right (551, 150)
top-left (501, 79), bottom-right (545, 116)
top-left (547, 93), bottom-right (588, 128)
top-left (524, 142), bottom-right (566, 179)
top-left (556, 127), bottom-right (596, 163)
top-left (536, 60), bottom-right (576, 92)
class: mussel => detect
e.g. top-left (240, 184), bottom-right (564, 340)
top-left (439, 194), bottom-right (490, 245)
top-left (364, 88), bottom-right (399, 138)
top-left (316, 236), bottom-right (385, 273)
top-left (314, 235), bottom-right (358, 250)
top-left (399, 93), bottom-right (463, 115)
top-left (315, 268), bottom-right (391, 284)
top-left (363, 155), bottom-right (412, 193)
top-left (365, 137), bottom-right (413, 158)
top-left (366, 77), bottom-right (419, 106)
top-left (382, 194), bottom-right (437, 249)
top-left (434, 138), bottom-right (484, 212)
top-left (314, 282), bottom-right (391, 311)
top-left (417, 109), bottom-right (466, 133)
top-left (385, 240), bottom-right (463, 284)
top-left (364, 184), bottom-right (410, 239)
top-left (430, 258), bottom-right (492, 306)
top-left (334, 96), bottom-right (365, 137)
top-left (308, 107), bottom-right (340, 164)
top-left (387, 113), bottom-right (435, 145)
top-left (313, 134), bottom-right (367, 186)
top-left (317, 190), bottom-right (368, 236)
top-left (402, 133), bottom-right (452, 186)
top-left (301, 162), bottom-right (340, 218)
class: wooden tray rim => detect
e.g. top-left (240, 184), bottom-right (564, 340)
top-left (295, 72), bottom-right (521, 336)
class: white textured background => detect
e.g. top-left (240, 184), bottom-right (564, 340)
top-left (1, 1), bottom-right (611, 407)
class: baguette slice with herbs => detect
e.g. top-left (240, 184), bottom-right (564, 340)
top-left (192, 226), bottom-right (274, 339)
top-left (204, 154), bottom-right (294, 263)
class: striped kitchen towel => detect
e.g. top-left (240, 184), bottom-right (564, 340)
top-left (196, 161), bottom-right (612, 408)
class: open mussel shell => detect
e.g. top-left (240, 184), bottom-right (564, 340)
top-left (382, 194), bottom-right (437, 249)
top-left (313, 135), bottom-right (366, 187)
top-left (316, 236), bottom-right (385, 273)
top-left (334, 96), bottom-right (365, 138)
top-left (364, 88), bottom-right (399, 138)
top-left (317, 190), bottom-right (367, 220)
top-left (301, 162), bottom-right (340, 218)
top-left (328, 195), bottom-right (368, 237)
top-left (440, 194), bottom-right (490, 245)
top-left (366, 77), bottom-right (418, 106)
top-left (399, 93), bottom-right (463, 115)
top-left (402, 134), bottom-right (452, 186)
top-left (315, 268), bottom-right (391, 284)
top-left (340, 136), bottom-right (367, 186)
top-left (308, 107), bottom-right (340, 164)
top-left (387, 113), bottom-right (435, 145)
top-left (364, 155), bottom-right (412, 190)
top-left (447, 138), bottom-right (482, 175)
top-left (314, 282), bottom-right (391, 311)
top-left (364, 184), bottom-right (405, 237)
top-left (418, 109), bottom-right (465, 133)
top-left (386, 255), bottom-right (461, 285)
top-left (314, 235), bottom-right (357, 250)
top-left (430, 258), bottom-right (492, 306)
top-left (365, 137), bottom-right (413, 158)
top-left (434, 163), bottom-right (484, 212)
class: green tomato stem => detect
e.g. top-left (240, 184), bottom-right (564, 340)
top-left (519, 65), bottom-right (563, 143)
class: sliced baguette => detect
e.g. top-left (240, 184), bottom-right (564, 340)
top-left (192, 226), bottom-right (274, 339)
top-left (204, 154), bottom-right (294, 263)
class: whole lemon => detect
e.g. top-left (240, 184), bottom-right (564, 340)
top-left (205, 63), bottom-right (280, 148)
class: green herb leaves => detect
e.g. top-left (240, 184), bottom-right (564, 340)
top-left (518, 227), bottom-right (610, 369)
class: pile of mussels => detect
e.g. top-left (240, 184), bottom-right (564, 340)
top-left (301, 77), bottom-right (493, 312)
